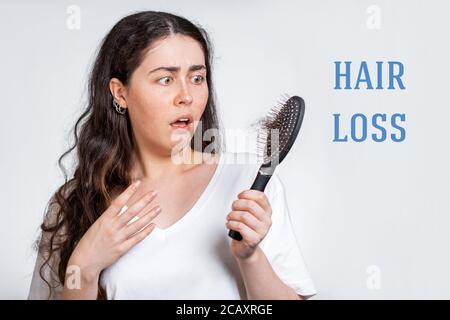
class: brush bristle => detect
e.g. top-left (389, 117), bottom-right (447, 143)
top-left (256, 94), bottom-right (302, 165)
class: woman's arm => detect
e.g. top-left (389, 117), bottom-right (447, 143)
top-left (61, 260), bottom-right (100, 300)
top-left (60, 181), bottom-right (160, 300)
top-left (227, 189), bottom-right (308, 300)
top-left (236, 246), bottom-right (302, 300)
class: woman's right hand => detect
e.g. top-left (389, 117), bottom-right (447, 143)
top-left (67, 180), bottom-right (160, 284)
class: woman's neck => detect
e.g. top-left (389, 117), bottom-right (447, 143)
top-left (130, 146), bottom-right (202, 182)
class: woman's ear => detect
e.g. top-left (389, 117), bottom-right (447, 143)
top-left (109, 78), bottom-right (128, 109)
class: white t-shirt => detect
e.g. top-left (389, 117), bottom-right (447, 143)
top-left (28, 151), bottom-right (317, 299)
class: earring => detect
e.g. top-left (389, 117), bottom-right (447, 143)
top-left (113, 99), bottom-right (126, 115)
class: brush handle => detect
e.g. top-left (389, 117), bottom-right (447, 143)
top-left (249, 172), bottom-right (272, 191)
top-left (228, 170), bottom-right (272, 241)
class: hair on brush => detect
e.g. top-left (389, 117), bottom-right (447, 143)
top-left (228, 94), bottom-right (305, 241)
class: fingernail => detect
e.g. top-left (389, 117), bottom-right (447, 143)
top-left (155, 207), bottom-right (161, 213)
top-left (135, 180), bottom-right (141, 187)
top-left (119, 205), bottom-right (128, 216)
top-left (152, 190), bottom-right (157, 197)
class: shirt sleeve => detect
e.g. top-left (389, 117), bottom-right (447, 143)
top-left (259, 171), bottom-right (318, 298)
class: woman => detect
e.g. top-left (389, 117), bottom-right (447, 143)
top-left (28, 11), bottom-right (317, 300)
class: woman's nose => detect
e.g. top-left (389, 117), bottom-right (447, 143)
top-left (175, 82), bottom-right (193, 106)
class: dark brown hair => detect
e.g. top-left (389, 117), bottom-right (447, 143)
top-left (36, 11), bottom-right (222, 299)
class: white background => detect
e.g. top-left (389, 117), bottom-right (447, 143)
top-left (0, 0), bottom-right (449, 299)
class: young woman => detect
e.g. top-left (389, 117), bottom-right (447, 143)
top-left (28, 11), bottom-right (317, 300)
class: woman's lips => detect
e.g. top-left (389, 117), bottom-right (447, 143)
top-left (170, 120), bottom-right (192, 130)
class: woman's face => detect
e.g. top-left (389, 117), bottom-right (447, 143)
top-left (123, 34), bottom-right (208, 155)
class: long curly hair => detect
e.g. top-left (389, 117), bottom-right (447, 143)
top-left (36, 11), bottom-right (222, 299)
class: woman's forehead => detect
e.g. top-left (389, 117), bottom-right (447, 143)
top-left (141, 34), bottom-right (205, 68)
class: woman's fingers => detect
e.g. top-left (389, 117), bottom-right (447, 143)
top-left (121, 222), bottom-right (157, 252)
top-left (105, 180), bottom-right (142, 217)
top-left (231, 198), bottom-right (268, 223)
top-left (238, 190), bottom-right (271, 214)
top-left (117, 190), bottom-right (157, 227)
top-left (226, 220), bottom-right (261, 247)
top-left (227, 210), bottom-right (266, 235)
top-left (123, 206), bottom-right (161, 239)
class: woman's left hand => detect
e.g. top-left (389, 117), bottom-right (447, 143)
top-left (226, 190), bottom-right (272, 260)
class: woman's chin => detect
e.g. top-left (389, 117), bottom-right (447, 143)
top-left (169, 133), bottom-right (191, 152)
top-left (170, 126), bottom-right (192, 142)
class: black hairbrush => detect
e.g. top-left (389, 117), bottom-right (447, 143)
top-left (228, 95), bottom-right (306, 241)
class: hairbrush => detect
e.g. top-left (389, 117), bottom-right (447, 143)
top-left (228, 95), bottom-right (306, 241)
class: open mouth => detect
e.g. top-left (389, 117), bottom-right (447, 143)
top-left (170, 116), bottom-right (193, 129)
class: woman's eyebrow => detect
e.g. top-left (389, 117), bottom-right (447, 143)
top-left (148, 65), bottom-right (206, 75)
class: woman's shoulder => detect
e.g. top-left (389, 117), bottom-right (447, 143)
top-left (219, 150), bottom-right (286, 198)
top-left (219, 150), bottom-right (261, 168)
top-left (208, 150), bottom-right (262, 188)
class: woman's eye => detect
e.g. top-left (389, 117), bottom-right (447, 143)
top-left (191, 75), bottom-right (205, 84)
top-left (158, 76), bottom-right (172, 85)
